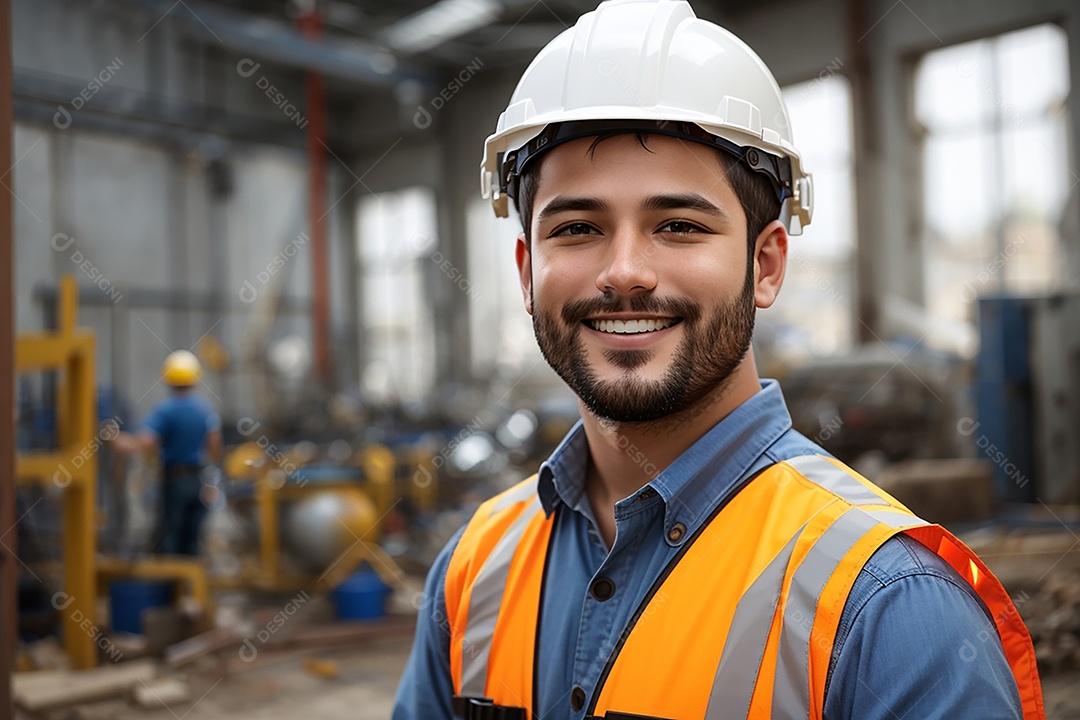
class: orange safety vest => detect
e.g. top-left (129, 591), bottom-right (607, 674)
top-left (445, 454), bottom-right (1044, 719)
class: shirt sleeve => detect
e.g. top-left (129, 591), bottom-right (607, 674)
top-left (824, 535), bottom-right (1024, 720)
top-left (205, 411), bottom-right (222, 432)
top-left (392, 525), bottom-right (466, 720)
top-left (142, 403), bottom-right (168, 439)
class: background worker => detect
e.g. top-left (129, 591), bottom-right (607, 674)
top-left (111, 349), bottom-right (223, 556)
top-left (394, 1), bottom-right (1043, 719)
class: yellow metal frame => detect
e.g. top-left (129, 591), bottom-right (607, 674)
top-left (400, 446), bottom-right (438, 514)
top-left (96, 557), bottom-right (212, 629)
top-left (226, 442), bottom-right (404, 592)
top-left (15, 278), bottom-right (409, 667)
top-left (15, 276), bottom-right (98, 669)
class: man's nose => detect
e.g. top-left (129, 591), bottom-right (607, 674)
top-left (595, 230), bottom-right (657, 297)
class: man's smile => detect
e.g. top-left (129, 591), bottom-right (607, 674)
top-left (582, 316), bottom-right (683, 334)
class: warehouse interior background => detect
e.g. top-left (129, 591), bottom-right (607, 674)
top-left (3, 0), bottom-right (1080, 716)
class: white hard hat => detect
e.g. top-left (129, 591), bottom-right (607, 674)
top-left (480, 0), bottom-right (813, 234)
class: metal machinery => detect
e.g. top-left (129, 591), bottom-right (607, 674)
top-left (220, 440), bottom-right (405, 591)
top-left (976, 294), bottom-right (1080, 505)
top-left (14, 277), bottom-right (407, 670)
top-left (15, 276), bottom-right (98, 669)
top-left (15, 277), bottom-right (212, 669)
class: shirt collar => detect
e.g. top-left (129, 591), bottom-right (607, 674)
top-left (537, 379), bottom-right (794, 540)
top-left (537, 418), bottom-right (590, 517)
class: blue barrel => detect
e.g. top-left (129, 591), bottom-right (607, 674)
top-left (109, 580), bottom-right (172, 634)
top-left (332, 569), bottom-right (391, 621)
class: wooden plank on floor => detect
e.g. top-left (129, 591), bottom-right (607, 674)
top-left (13, 659), bottom-right (157, 713)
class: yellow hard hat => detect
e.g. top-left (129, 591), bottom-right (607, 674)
top-left (162, 350), bottom-right (202, 386)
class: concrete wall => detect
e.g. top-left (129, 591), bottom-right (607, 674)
top-left (11, 0), bottom-right (356, 427)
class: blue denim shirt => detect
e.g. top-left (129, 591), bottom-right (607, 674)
top-left (393, 380), bottom-right (1023, 719)
top-left (142, 393), bottom-right (221, 467)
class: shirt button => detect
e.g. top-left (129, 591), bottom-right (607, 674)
top-left (571, 685), bottom-right (586, 711)
top-left (667, 522), bottom-right (687, 543)
top-left (590, 577), bottom-right (616, 601)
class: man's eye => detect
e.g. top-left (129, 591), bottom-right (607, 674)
top-left (554, 222), bottom-right (599, 236)
top-left (660, 220), bottom-right (703, 234)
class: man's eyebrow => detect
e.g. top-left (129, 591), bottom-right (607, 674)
top-left (643, 193), bottom-right (728, 218)
top-left (537, 196), bottom-right (608, 224)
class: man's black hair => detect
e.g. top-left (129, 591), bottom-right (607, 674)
top-left (512, 123), bottom-right (782, 252)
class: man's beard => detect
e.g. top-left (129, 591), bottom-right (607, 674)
top-left (532, 263), bottom-right (756, 424)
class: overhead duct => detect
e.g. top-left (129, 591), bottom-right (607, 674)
top-left (123, 0), bottom-right (436, 89)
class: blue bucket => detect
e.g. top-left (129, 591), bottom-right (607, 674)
top-left (109, 580), bottom-right (172, 634)
top-left (332, 569), bottom-right (391, 621)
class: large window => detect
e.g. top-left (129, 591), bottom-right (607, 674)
top-left (356, 187), bottom-right (437, 403)
top-left (915, 24), bottom-right (1070, 326)
top-left (466, 200), bottom-right (546, 379)
top-left (766, 73), bottom-right (857, 357)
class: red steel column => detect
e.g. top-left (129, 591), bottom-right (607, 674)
top-left (299, 8), bottom-right (333, 388)
top-left (0, 0), bottom-right (16, 712)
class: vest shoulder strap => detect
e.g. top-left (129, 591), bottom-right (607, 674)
top-left (445, 475), bottom-right (553, 712)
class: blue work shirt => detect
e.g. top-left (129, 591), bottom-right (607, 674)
top-left (393, 379), bottom-right (1024, 719)
top-left (142, 392), bottom-right (221, 468)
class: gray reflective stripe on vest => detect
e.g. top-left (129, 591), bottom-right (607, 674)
top-left (785, 455), bottom-right (885, 506)
top-left (770, 508), bottom-right (879, 719)
top-left (490, 477), bottom-right (539, 514)
top-left (862, 508), bottom-right (930, 530)
top-left (460, 494), bottom-right (543, 697)
top-left (703, 525), bottom-right (806, 720)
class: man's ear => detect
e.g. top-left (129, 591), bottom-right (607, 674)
top-left (515, 233), bottom-right (533, 315)
top-left (753, 219), bottom-right (788, 309)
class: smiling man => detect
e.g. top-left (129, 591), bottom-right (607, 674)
top-left (393, 2), bottom-right (1043, 719)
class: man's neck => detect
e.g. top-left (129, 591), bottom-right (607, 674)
top-left (581, 353), bottom-right (763, 510)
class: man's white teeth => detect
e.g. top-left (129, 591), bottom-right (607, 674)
top-left (590, 318), bottom-right (677, 334)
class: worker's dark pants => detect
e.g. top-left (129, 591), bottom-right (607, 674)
top-left (158, 467), bottom-right (207, 556)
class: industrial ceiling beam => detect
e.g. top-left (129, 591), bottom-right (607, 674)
top-left (123, 0), bottom-right (437, 89)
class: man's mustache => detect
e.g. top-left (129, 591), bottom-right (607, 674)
top-left (560, 293), bottom-right (702, 326)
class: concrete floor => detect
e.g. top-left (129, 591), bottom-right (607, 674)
top-left (18, 637), bottom-right (1080, 718)
top-left (25, 638), bottom-right (412, 720)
